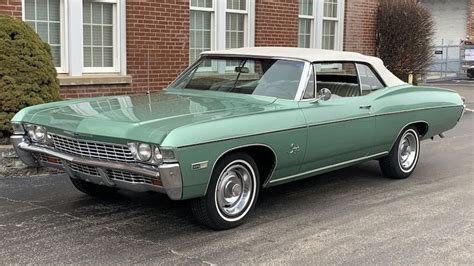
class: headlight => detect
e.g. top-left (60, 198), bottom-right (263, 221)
top-left (128, 142), bottom-right (176, 164)
top-left (137, 143), bottom-right (152, 161)
top-left (24, 124), bottom-right (47, 143)
top-left (34, 126), bottom-right (46, 141)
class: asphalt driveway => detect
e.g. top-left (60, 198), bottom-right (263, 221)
top-left (0, 106), bottom-right (473, 264)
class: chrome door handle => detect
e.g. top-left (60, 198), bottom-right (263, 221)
top-left (359, 105), bottom-right (372, 109)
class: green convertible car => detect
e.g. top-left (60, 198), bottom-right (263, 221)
top-left (11, 47), bottom-right (465, 230)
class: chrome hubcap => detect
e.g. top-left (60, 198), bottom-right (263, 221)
top-left (398, 131), bottom-right (418, 170)
top-left (216, 163), bottom-right (253, 217)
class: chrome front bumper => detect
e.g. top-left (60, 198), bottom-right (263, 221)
top-left (11, 135), bottom-right (182, 200)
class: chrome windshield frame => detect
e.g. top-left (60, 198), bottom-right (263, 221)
top-left (168, 55), bottom-right (311, 102)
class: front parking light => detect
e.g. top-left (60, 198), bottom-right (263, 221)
top-left (11, 122), bottom-right (25, 135)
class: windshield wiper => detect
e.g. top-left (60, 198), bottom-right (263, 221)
top-left (229, 59), bottom-right (248, 92)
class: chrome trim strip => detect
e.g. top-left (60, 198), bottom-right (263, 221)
top-left (375, 105), bottom-right (461, 117)
top-left (177, 126), bottom-right (307, 148)
top-left (294, 62), bottom-right (312, 101)
top-left (268, 151), bottom-right (389, 185)
top-left (204, 143), bottom-right (278, 195)
top-left (177, 105), bottom-right (462, 149)
top-left (17, 142), bottom-right (160, 178)
top-left (307, 115), bottom-right (373, 127)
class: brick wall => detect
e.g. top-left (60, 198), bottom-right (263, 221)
top-left (0, 0), bottom-right (21, 17)
top-left (343, 0), bottom-right (379, 56)
top-left (62, 0), bottom-right (189, 98)
top-left (255, 0), bottom-right (299, 47)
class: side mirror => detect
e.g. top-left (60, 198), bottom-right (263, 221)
top-left (311, 88), bottom-right (332, 103)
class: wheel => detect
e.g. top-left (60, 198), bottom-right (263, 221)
top-left (379, 126), bottom-right (420, 179)
top-left (190, 152), bottom-right (260, 230)
top-left (69, 177), bottom-right (118, 197)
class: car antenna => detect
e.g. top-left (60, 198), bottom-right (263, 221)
top-left (147, 50), bottom-right (152, 112)
top-left (147, 50), bottom-right (151, 95)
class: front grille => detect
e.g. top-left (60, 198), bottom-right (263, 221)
top-left (107, 169), bottom-right (153, 184)
top-left (51, 134), bottom-right (135, 163)
top-left (68, 162), bottom-right (100, 176)
top-left (65, 162), bottom-right (154, 185)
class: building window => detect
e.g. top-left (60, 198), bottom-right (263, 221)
top-left (226, 0), bottom-right (247, 49)
top-left (189, 0), bottom-right (255, 64)
top-left (83, 0), bottom-right (116, 71)
top-left (24, 0), bottom-right (65, 71)
top-left (322, 0), bottom-right (338, 50)
top-left (23, 0), bottom-right (125, 76)
top-left (299, 0), bottom-right (313, 48)
top-left (298, 0), bottom-right (344, 50)
top-left (190, 0), bottom-right (213, 64)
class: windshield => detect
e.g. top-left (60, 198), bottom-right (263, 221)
top-left (170, 57), bottom-right (305, 100)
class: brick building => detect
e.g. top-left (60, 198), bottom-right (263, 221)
top-left (0, 0), bottom-right (472, 98)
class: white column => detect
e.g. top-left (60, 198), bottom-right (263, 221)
top-left (247, 0), bottom-right (255, 47)
top-left (315, 0), bottom-right (324, 49)
top-left (68, 0), bottom-right (83, 76)
top-left (119, 0), bottom-right (127, 75)
top-left (215, 0), bottom-right (226, 51)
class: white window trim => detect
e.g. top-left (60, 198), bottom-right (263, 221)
top-left (82, 0), bottom-right (123, 74)
top-left (299, 0), bottom-right (345, 50)
top-left (22, 0), bottom-right (69, 73)
top-left (23, 0), bottom-right (126, 76)
top-left (189, 0), bottom-right (255, 64)
top-left (190, 3), bottom-right (216, 65)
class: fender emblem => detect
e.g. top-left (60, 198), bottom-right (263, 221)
top-left (288, 143), bottom-right (300, 154)
top-left (191, 161), bottom-right (208, 170)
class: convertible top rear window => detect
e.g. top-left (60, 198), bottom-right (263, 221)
top-left (170, 57), bottom-right (305, 100)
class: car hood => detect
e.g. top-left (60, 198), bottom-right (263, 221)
top-left (14, 89), bottom-right (279, 144)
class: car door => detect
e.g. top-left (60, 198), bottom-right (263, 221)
top-left (298, 62), bottom-right (376, 173)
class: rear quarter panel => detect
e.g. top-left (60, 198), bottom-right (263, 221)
top-left (370, 85), bottom-right (464, 154)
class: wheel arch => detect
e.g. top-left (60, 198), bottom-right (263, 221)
top-left (389, 120), bottom-right (429, 151)
top-left (206, 144), bottom-right (277, 194)
top-left (411, 121), bottom-right (429, 137)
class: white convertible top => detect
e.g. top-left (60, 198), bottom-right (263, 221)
top-left (202, 47), bottom-right (405, 87)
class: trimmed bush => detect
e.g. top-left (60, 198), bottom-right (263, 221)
top-left (376, 0), bottom-right (434, 83)
top-left (0, 15), bottom-right (60, 134)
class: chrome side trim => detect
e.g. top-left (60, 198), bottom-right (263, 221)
top-left (204, 144), bottom-right (278, 195)
top-left (307, 115), bottom-right (373, 127)
top-left (177, 126), bottom-right (307, 148)
top-left (374, 105), bottom-right (461, 117)
top-left (268, 151), bottom-right (389, 185)
top-left (177, 105), bottom-right (462, 149)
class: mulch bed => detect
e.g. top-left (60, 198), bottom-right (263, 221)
top-left (0, 144), bottom-right (63, 178)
